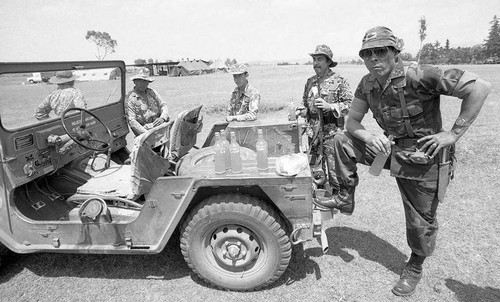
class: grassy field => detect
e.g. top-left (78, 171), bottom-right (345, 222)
top-left (1, 64), bottom-right (499, 302)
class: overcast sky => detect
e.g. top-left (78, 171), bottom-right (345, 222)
top-left (1, 0), bottom-right (498, 64)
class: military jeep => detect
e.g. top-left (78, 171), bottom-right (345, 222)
top-left (0, 60), bottom-right (329, 291)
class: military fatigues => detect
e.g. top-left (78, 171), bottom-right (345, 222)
top-left (125, 87), bottom-right (169, 136)
top-left (34, 87), bottom-right (87, 119)
top-left (334, 60), bottom-right (479, 256)
top-left (227, 84), bottom-right (260, 121)
top-left (303, 69), bottom-right (353, 191)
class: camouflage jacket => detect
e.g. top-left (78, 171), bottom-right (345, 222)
top-left (227, 83), bottom-right (260, 121)
top-left (34, 87), bottom-right (87, 120)
top-left (125, 87), bottom-right (169, 136)
top-left (302, 69), bottom-right (353, 140)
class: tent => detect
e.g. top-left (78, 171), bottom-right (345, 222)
top-left (209, 60), bottom-right (228, 72)
top-left (170, 60), bottom-right (213, 77)
top-left (169, 65), bottom-right (190, 77)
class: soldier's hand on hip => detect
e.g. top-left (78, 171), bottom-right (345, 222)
top-left (418, 131), bottom-right (458, 158)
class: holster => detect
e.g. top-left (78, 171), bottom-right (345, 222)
top-left (437, 145), bottom-right (455, 202)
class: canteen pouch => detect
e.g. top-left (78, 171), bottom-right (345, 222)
top-left (390, 140), bottom-right (438, 181)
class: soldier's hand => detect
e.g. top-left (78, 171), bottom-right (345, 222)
top-left (152, 117), bottom-right (165, 127)
top-left (367, 134), bottom-right (393, 155)
top-left (226, 115), bottom-right (237, 122)
top-left (314, 98), bottom-right (330, 111)
top-left (418, 131), bottom-right (457, 158)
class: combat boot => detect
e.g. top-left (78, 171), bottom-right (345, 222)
top-left (313, 186), bottom-right (355, 215)
top-left (391, 265), bottom-right (423, 297)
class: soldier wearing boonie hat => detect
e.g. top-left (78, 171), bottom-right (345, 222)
top-left (34, 70), bottom-right (87, 119)
top-left (300, 44), bottom-right (353, 200)
top-left (226, 63), bottom-right (260, 122)
top-left (125, 67), bottom-right (169, 136)
top-left (319, 26), bottom-right (491, 297)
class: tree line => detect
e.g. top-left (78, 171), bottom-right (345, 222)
top-left (416, 15), bottom-right (500, 64)
top-left (86, 15), bottom-right (500, 66)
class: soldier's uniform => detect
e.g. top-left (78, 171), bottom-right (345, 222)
top-left (227, 63), bottom-right (260, 121)
top-left (302, 68), bottom-right (353, 193)
top-left (336, 59), bottom-right (479, 256)
top-left (227, 83), bottom-right (260, 121)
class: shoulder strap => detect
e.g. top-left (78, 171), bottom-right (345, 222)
top-left (395, 65), bottom-right (414, 138)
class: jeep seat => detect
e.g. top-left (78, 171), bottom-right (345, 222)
top-left (67, 105), bottom-right (202, 204)
top-left (69, 121), bottom-right (173, 203)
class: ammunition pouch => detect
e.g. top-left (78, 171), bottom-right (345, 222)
top-left (394, 138), bottom-right (434, 165)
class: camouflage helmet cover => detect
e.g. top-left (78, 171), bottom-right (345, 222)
top-left (360, 26), bottom-right (404, 54)
top-left (309, 44), bottom-right (338, 67)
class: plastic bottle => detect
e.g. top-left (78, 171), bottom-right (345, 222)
top-left (368, 151), bottom-right (389, 176)
top-left (213, 132), bottom-right (226, 174)
top-left (229, 131), bottom-right (242, 173)
top-left (369, 135), bottom-right (394, 176)
top-left (288, 98), bottom-right (297, 121)
top-left (219, 129), bottom-right (231, 170)
top-left (256, 129), bottom-right (268, 171)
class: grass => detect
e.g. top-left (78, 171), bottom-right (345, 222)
top-left (0, 64), bottom-right (499, 302)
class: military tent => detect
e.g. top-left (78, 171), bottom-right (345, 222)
top-left (170, 60), bottom-right (213, 77)
top-left (209, 60), bottom-right (228, 72)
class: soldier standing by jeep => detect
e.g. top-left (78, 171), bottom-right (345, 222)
top-left (314, 26), bottom-right (491, 296)
top-left (301, 44), bottom-right (353, 206)
top-left (226, 63), bottom-right (261, 122)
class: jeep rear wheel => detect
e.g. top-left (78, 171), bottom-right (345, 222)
top-left (180, 194), bottom-right (291, 291)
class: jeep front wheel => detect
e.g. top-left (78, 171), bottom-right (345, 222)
top-left (180, 194), bottom-right (291, 291)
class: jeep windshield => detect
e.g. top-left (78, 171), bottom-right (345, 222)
top-left (0, 63), bottom-right (123, 130)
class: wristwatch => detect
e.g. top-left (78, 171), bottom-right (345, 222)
top-left (455, 117), bottom-right (471, 127)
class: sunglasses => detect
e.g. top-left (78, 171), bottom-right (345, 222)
top-left (359, 47), bottom-right (390, 60)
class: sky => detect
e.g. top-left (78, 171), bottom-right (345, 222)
top-left (1, 0), bottom-right (499, 65)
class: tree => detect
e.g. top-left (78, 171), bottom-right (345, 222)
top-left (85, 30), bottom-right (117, 60)
top-left (484, 15), bottom-right (500, 58)
top-left (400, 52), bottom-right (414, 62)
top-left (417, 16), bottom-right (427, 64)
top-left (134, 58), bottom-right (147, 65)
top-left (147, 58), bottom-right (154, 64)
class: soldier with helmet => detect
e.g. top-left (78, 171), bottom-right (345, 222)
top-left (226, 63), bottom-right (261, 122)
top-left (301, 44), bottom-right (353, 208)
top-left (314, 26), bottom-right (491, 296)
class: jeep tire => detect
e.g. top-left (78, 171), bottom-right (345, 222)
top-left (180, 194), bottom-right (291, 291)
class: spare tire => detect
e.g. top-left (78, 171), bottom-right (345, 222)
top-left (177, 146), bottom-right (256, 176)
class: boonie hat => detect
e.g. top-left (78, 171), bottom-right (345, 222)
top-left (309, 44), bottom-right (337, 67)
top-left (49, 70), bottom-right (79, 84)
top-left (360, 26), bottom-right (403, 53)
top-left (131, 67), bottom-right (154, 82)
top-left (229, 63), bottom-right (248, 75)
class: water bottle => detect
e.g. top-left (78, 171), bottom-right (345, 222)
top-left (368, 151), bottom-right (389, 176)
top-left (288, 98), bottom-right (297, 121)
top-left (219, 129), bottom-right (231, 170)
top-left (369, 135), bottom-right (393, 176)
top-left (213, 132), bottom-right (226, 174)
top-left (256, 129), bottom-right (268, 171)
top-left (229, 131), bottom-right (242, 173)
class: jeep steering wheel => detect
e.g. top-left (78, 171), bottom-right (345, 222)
top-left (61, 107), bottom-right (113, 152)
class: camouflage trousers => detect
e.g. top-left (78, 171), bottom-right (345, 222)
top-left (333, 132), bottom-right (440, 257)
top-left (309, 135), bottom-right (340, 192)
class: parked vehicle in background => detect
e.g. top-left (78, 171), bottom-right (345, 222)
top-left (26, 72), bottom-right (52, 84)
